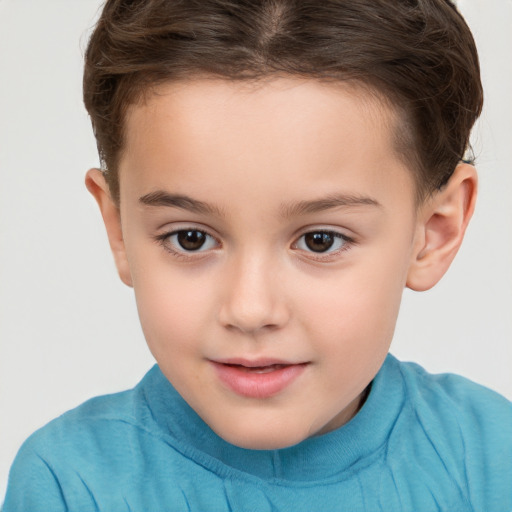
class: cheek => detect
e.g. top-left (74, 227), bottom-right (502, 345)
top-left (131, 264), bottom-right (216, 358)
top-left (297, 252), bottom-right (409, 355)
top-left (300, 282), bottom-right (399, 350)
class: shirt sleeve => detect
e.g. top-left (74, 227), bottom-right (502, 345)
top-left (2, 442), bottom-right (68, 512)
top-left (429, 371), bottom-right (512, 512)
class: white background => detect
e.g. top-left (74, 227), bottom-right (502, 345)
top-left (1, 0), bottom-right (511, 499)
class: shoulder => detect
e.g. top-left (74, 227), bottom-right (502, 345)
top-left (19, 381), bottom-right (143, 458)
top-left (395, 357), bottom-right (512, 429)
top-left (382, 355), bottom-right (512, 461)
top-left (3, 366), bottom-right (167, 511)
top-left (389, 356), bottom-right (512, 511)
top-left (11, 365), bottom-right (172, 462)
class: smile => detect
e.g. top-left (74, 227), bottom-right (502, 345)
top-left (210, 359), bottom-right (309, 399)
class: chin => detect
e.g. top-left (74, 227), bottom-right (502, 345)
top-left (215, 423), bottom-right (310, 451)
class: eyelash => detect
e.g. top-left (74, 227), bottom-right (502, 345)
top-left (292, 229), bottom-right (354, 261)
top-left (154, 228), bottom-right (355, 261)
top-left (154, 229), bottom-right (220, 260)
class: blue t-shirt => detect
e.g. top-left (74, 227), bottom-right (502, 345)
top-left (3, 354), bottom-right (512, 511)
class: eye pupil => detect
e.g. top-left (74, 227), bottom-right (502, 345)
top-left (177, 230), bottom-right (206, 251)
top-left (304, 232), bottom-right (334, 252)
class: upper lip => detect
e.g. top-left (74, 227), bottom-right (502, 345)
top-left (211, 358), bottom-right (307, 367)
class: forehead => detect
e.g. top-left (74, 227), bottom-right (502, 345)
top-left (119, 77), bottom-right (415, 210)
top-left (124, 77), bottom-right (395, 148)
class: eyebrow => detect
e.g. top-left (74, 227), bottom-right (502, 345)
top-left (139, 191), bottom-right (225, 217)
top-left (279, 194), bottom-right (382, 217)
top-left (139, 190), bottom-right (381, 218)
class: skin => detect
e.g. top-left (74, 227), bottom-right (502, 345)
top-left (86, 77), bottom-right (477, 450)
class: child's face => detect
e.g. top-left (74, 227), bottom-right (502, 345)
top-left (110, 78), bottom-right (423, 449)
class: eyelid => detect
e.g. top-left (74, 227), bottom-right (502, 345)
top-left (153, 223), bottom-right (355, 261)
top-left (292, 227), bottom-right (356, 260)
top-left (154, 225), bottom-right (221, 258)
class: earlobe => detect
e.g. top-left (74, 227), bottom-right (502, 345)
top-left (406, 163), bottom-right (477, 291)
top-left (85, 169), bottom-right (133, 287)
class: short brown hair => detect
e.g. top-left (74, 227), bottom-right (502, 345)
top-left (83, 0), bottom-right (483, 204)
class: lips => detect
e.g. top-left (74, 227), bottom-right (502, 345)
top-left (229, 363), bottom-right (288, 374)
top-left (211, 359), bottom-right (308, 399)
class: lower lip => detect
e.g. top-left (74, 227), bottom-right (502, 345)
top-left (211, 362), bottom-right (308, 399)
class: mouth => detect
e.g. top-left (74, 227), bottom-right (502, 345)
top-left (225, 363), bottom-right (290, 374)
top-left (210, 359), bottom-right (309, 399)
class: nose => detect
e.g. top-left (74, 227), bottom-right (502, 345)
top-left (217, 253), bottom-right (290, 335)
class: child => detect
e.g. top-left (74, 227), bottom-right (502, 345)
top-left (3, 0), bottom-right (511, 510)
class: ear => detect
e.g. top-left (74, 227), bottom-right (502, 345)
top-left (406, 163), bottom-right (477, 291)
top-left (85, 169), bottom-right (133, 287)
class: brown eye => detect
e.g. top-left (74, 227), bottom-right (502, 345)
top-left (176, 230), bottom-right (207, 251)
top-left (157, 228), bottom-right (218, 256)
top-left (303, 232), bottom-right (336, 252)
top-left (294, 230), bottom-right (350, 256)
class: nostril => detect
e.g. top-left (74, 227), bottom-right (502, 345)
top-left (223, 320), bottom-right (281, 334)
